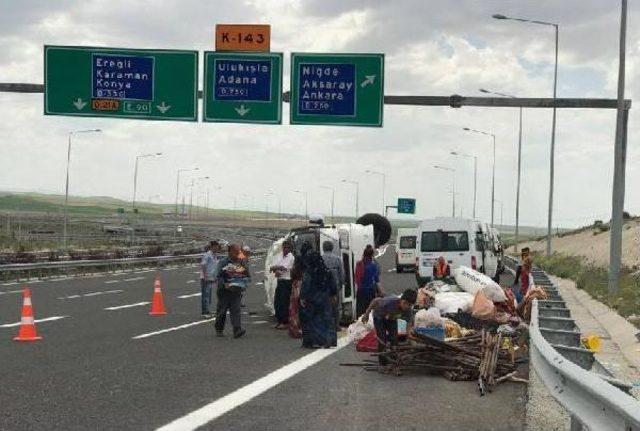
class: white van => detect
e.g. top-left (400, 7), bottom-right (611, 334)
top-left (264, 218), bottom-right (381, 324)
top-left (415, 217), bottom-right (499, 285)
top-left (395, 228), bottom-right (417, 273)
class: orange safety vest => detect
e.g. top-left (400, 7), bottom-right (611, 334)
top-left (434, 261), bottom-right (449, 277)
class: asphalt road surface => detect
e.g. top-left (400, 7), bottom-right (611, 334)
top-left (0, 244), bottom-right (525, 431)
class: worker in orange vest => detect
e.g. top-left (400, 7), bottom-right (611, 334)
top-left (432, 256), bottom-right (450, 280)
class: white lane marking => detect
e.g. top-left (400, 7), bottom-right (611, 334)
top-left (252, 320), bottom-right (268, 324)
top-left (0, 289), bottom-right (23, 295)
top-left (104, 301), bottom-right (150, 311)
top-left (0, 315), bottom-right (68, 328)
top-left (2, 282), bottom-right (19, 286)
top-left (186, 280), bottom-right (196, 284)
top-left (156, 337), bottom-right (350, 430)
top-left (178, 293), bottom-right (201, 299)
top-left (387, 268), bottom-right (395, 272)
top-left (132, 319), bottom-right (212, 339)
top-left (164, 267), bottom-right (178, 271)
top-left (254, 270), bottom-right (264, 274)
top-left (255, 282), bottom-right (264, 286)
top-left (134, 270), bottom-right (154, 274)
top-left (105, 280), bottom-right (120, 284)
top-left (123, 276), bottom-right (145, 282)
top-left (59, 289), bottom-right (123, 299)
top-left (193, 271), bottom-right (201, 275)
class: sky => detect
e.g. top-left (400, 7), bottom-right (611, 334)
top-left (0, 0), bottom-right (637, 228)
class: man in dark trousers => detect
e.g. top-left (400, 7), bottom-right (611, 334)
top-left (270, 240), bottom-right (295, 329)
top-left (215, 244), bottom-right (250, 339)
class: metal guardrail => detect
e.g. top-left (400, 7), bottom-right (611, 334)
top-left (0, 249), bottom-right (267, 282)
top-left (0, 254), bottom-right (201, 281)
top-left (504, 255), bottom-right (640, 430)
top-left (531, 301), bottom-right (640, 430)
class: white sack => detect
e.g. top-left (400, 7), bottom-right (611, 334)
top-left (433, 291), bottom-right (474, 314)
top-left (453, 265), bottom-right (507, 303)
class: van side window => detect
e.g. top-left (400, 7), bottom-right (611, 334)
top-left (421, 231), bottom-right (469, 252)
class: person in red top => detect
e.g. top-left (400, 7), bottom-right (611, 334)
top-left (432, 256), bottom-right (450, 280)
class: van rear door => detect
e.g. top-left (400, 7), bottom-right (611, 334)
top-left (419, 230), bottom-right (471, 271)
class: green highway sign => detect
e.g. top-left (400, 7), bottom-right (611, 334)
top-left (203, 52), bottom-right (283, 124)
top-left (44, 45), bottom-right (198, 121)
top-left (397, 198), bottom-right (416, 214)
top-left (289, 53), bottom-right (384, 127)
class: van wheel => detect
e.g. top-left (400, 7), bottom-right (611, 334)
top-left (396, 266), bottom-right (402, 273)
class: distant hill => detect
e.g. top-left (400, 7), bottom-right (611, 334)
top-left (0, 192), bottom-right (166, 215)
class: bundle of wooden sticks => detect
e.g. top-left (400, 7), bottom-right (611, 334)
top-left (341, 329), bottom-right (526, 396)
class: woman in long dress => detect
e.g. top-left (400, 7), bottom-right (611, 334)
top-left (298, 250), bottom-right (337, 348)
top-left (288, 258), bottom-right (305, 338)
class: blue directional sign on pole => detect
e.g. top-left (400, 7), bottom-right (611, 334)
top-left (290, 53), bottom-right (384, 127)
top-left (203, 52), bottom-right (283, 124)
top-left (397, 198), bottom-right (416, 214)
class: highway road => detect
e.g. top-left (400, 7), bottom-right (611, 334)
top-left (0, 244), bottom-right (525, 430)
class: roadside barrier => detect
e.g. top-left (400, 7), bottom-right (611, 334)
top-left (504, 256), bottom-right (640, 430)
top-left (0, 250), bottom-right (266, 282)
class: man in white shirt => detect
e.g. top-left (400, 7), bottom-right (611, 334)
top-left (270, 240), bottom-right (295, 329)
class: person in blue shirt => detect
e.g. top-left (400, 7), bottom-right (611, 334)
top-left (355, 245), bottom-right (382, 317)
top-left (200, 240), bottom-right (220, 319)
top-left (362, 289), bottom-right (417, 366)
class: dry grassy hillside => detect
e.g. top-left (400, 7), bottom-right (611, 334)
top-left (520, 219), bottom-right (640, 269)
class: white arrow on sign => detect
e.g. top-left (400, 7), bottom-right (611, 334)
top-left (156, 101), bottom-right (171, 114)
top-left (235, 104), bottom-right (251, 117)
top-left (360, 75), bottom-right (376, 88)
top-left (72, 98), bottom-right (87, 110)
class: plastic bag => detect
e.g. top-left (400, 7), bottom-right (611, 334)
top-left (415, 307), bottom-right (443, 328)
top-left (347, 311), bottom-right (374, 341)
top-left (434, 291), bottom-right (474, 314)
top-left (471, 290), bottom-right (496, 320)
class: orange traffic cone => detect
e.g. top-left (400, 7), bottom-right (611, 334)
top-left (13, 287), bottom-right (42, 342)
top-left (149, 275), bottom-right (167, 315)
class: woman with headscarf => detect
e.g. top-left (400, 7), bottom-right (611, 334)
top-left (355, 245), bottom-right (382, 318)
top-left (298, 250), bottom-right (338, 348)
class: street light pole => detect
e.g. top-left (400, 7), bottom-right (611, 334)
top-left (365, 170), bottom-right (386, 214)
top-left (450, 151), bottom-right (477, 219)
top-left (463, 127), bottom-right (496, 226)
top-left (63, 129), bottom-right (101, 249)
top-left (341, 180), bottom-right (359, 219)
top-left (609, 0), bottom-right (628, 293)
top-left (132, 152), bottom-right (162, 210)
top-left (492, 13), bottom-right (559, 256)
top-left (175, 167), bottom-right (198, 218)
top-left (293, 190), bottom-right (308, 219)
top-left (319, 186), bottom-right (335, 224)
top-left (479, 88), bottom-right (524, 251)
top-left (434, 165), bottom-right (456, 218)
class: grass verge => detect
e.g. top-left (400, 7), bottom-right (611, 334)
top-left (532, 252), bottom-right (640, 322)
